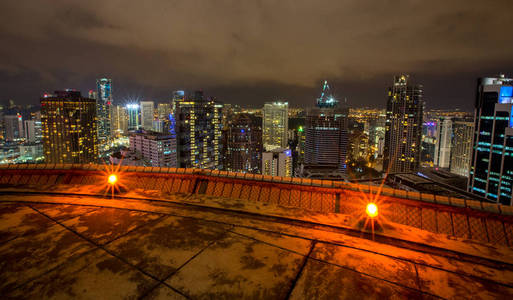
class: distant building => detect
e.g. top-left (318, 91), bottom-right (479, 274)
top-left (41, 90), bottom-right (98, 164)
top-left (262, 148), bottom-right (292, 177)
top-left (129, 130), bottom-right (177, 167)
top-left (174, 91), bottom-right (223, 169)
top-left (140, 101), bottom-right (154, 130)
top-left (4, 114), bottom-right (23, 141)
top-left (18, 143), bottom-right (43, 163)
top-left (434, 117), bottom-right (452, 169)
top-left (111, 105), bottom-right (128, 135)
top-left (126, 104), bottom-right (140, 131)
top-left (262, 102), bottom-right (288, 150)
top-left (223, 114), bottom-right (262, 174)
top-left (157, 103), bottom-right (171, 120)
top-left (450, 120), bottom-right (474, 177)
top-left (469, 75), bottom-right (513, 204)
top-left (96, 78), bottom-right (113, 144)
top-left (383, 75), bottom-right (423, 173)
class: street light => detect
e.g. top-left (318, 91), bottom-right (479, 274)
top-left (108, 174), bottom-right (117, 185)
top-left (366, 203), bottom-right (378, 218)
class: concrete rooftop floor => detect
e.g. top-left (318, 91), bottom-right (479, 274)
top-left (1, 190), bottom-right (513, 300)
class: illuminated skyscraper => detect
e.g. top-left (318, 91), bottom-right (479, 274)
top-left (111, 105), bottom-right (128, 135)
top-left (383, 75), bottom-right (423, 173)
top-left (223, 113), bottom-right (262, 173)
top-left (174, 91), bottom-right (223, 169)
top-left (140, 101), bottom-right (155, 130)
top-left (469, 75), bottom-right (513, 204)
top-left (126, 104), bottom-right (140, 131)
top-left (262, 101), bottom-right (288, 150)
top-left (157, 103), bottom-right (171, 120)
top-left (41, 90), bottom-right (98, 164)
top-left (96, 78), bottom-right (113, 143)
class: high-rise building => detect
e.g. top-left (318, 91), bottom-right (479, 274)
top-left (157, 103), bottom-right (171, 120)
top-left (4, 114), bottom-right (23, 141)
top-left (140, 101), bottom-right (154, 130)
top-left (174, 90), bottom-right (223, 169)
top-left (262, 101), bottom-right (288, 150)
top-left (262, 148), bottom-right (292, 177)
top-left (383, 75), bottom-right (423, 173)
top-left (111, 105), bottom-right (128, 136)
top-left (450, 119), bottom-right (474, 177)
top-left (434, 117), bottom-right (453, 169)
top-left (41, 90), bottom-right (98, 164)
top-left (468, 75), bottom-right (513, 204)
top-left (126, 104), bottom-right (140, 131)
top-left (223, 114), bottom-right (262, 173)
top-left (303, 81), bottom-right (349, 176)
top-left (96, 78), bottom-right (113, 143)
top-left (23, 120), bottom-right (36, 143)
top-left (129, 130), bottom-right (177, 167)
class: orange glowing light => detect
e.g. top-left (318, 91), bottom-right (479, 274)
top-left (366, 203), bottom-right (378, 218)
top-left (108, 174), bottom-right (117, 185)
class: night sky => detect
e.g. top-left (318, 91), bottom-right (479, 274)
top-left (1, 1), bottom-right (512, 110)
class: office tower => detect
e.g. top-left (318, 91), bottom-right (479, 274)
top-left (434, 117), bottom-right (453, 168)
top-left (383, 75), bottom-right (423, 173)
top-left (129, 131), bottom-right (177, 167)
top-left (4, 114), bottom-right (23, 141)
top-left (152, 120), bottom-right (164, 133)
top-left (126, 104), bottom-right (140, 131)
top-left (262, 148), bottom-right (292, 177)
top-left (303, 81), bottom-right (349, 175)
top-left (469, 75), bottom-right (513, 204)
top-left (96, 78), bottom-right (113, 143)
top-left (140, 101), bottom-right (155, 130)
top-left (450, 120), bottom-right (474, 177)
top-left (111, 105), bottom-right (128, 136)
top-left (157, 103), bottom-right (171, 120)
top-left (41, 90), bottom-right (98, 164)
top-left (23, 120), bottom-right (36, 143)
top-left (224, 113), bottom-right (262, 173)
top-left (174, 90), bottom-right (223, 169)
top-left (262, 101), bottom-right (288, 150)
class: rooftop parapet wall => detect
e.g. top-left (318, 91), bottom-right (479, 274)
top-left (1, 163), bottom-right (513, 247)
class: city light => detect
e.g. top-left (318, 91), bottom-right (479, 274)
top-left (108, 174), bottom-right (118, 185)
top-left (366, 203), bottom-right (378, 218)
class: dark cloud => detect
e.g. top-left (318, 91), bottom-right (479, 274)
top-left (0, 0), bottom-right (512, 110)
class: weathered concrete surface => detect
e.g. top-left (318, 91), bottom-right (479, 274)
top-left (1, 194), bottom-right (513, 299)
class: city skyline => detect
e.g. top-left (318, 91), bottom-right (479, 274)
top-left (1, 1), bottom-right (513, 109)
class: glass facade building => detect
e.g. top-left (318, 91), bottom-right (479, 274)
top-left (96, 78), bottom-right (113, 141)
top-left (262, 102), bottom-right (288, 151)
top-left (469, 75), bottom-right (513, 204)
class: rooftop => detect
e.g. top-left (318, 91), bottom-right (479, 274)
top-left (1, 164), bottom-right (513, 298)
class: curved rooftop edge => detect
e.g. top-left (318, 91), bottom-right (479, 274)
top-left (1, 164), bottom-right (513, 298)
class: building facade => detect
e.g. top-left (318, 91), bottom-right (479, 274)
top-left (383, 75), bottom-right (423, 173)
top-left (140, 101), bottom-right (155, 130)
top-left (223, 113), bottom-right (262, 174)
top-left (434, 117), bottom-right (453, 169)
top-left (262, 148), bottom-right (292, 177)
top-left (129, 131), bottom-right (177, 167)
top-left (262, 101), bottom-right (288, 150)
top-left (41, 90), bottom-right (98, 164)
top-left (4, 114), bottom-right (23, 142)
top-left (174, 91), bottom-right (223, 169)
top-left (450, 120), bottom-right (474, 177)
top-left (126, 104), bottom-right (140, 131)
top-left (468, 75), bottom-right (513, 204)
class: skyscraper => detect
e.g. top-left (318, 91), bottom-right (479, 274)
top-left (174, 91), bottom-right (223, 169)
top-left (262, 101), bottom-right (288, 150)
top-left (383, 75), bottom-right (423, 173)
top-left (469, 75), bottom-right (513, 204)
top-left (140, 101), bottom-right (155, 130)
top-left (450, 119), bottom-right (474, 177)
top-left (4, 114), bottom-right (23, 141)
top-left (111, 105), bottom-right (128, 135)
top-left (126, 104), bottom-right (140, 131)
top-left (303, 81), bottom-right (349, 177)
top-left (223, 113), bottom-right (262, 173)
top-left (96, 78), bottom-right (113, 143)
top-left (157, 103), bottom-right (171, 120)
top-left (434, 117), bottom-right (453, 168)
top-left (41, 90), bottom-right (98, 164)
